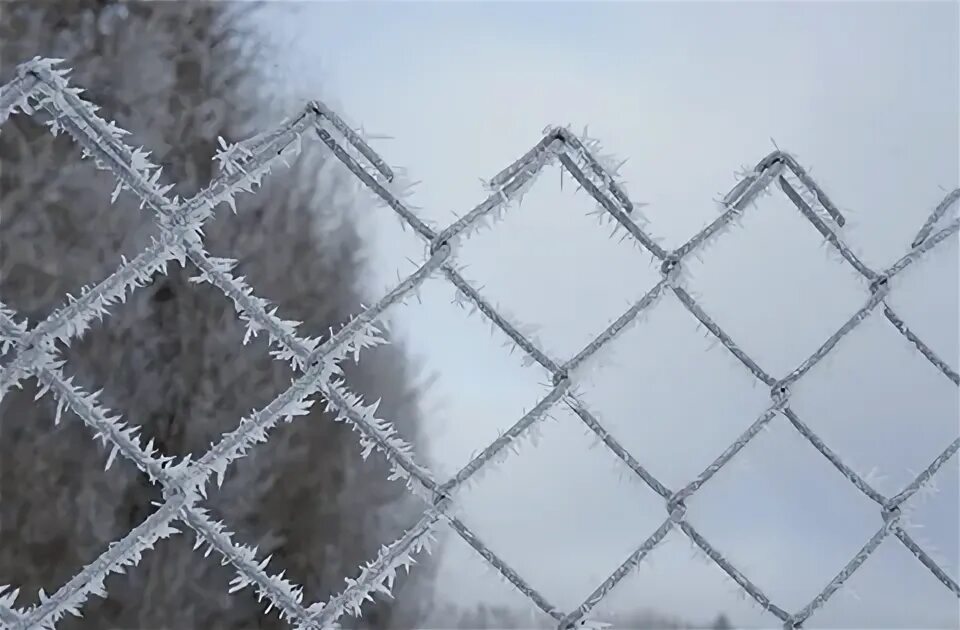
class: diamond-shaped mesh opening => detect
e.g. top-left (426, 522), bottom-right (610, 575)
top-left (207, 379), bottom-right (429, 611)
top-left (0, 113), bottom-right (156, 318)
top-left (587, 528), bottom-right (769, 629)
top-left (0, 376), bottom-right (162, 610)
top-left (809, 537), bottom-right (960, 629)
top-left (391, 277), bottom-right (555, 479)
top-left (448, 404), bottom-right (665, 612)
top-left (573, 293), bottom-right (773, 491)
top-left (62, 264), bottom-right (297, 459)
top-left (199, 149), bottom-right (379, 343)
top-left (685, 416), bottom-right (879, 614)
top-left (790, 310), bottom-right (959, 495)
top-left (452, 160), bottom-right (661, 361)
top-left (680, 180), bottom-right (867, 378)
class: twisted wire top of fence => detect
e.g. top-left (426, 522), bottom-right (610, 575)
top-left (0, 57), bottom-right (957, 630)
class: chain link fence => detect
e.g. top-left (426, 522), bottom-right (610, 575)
top-left (0, 57), bottom-right (957, 630)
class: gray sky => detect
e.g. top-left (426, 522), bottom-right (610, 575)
top-left (262, 2), bottom-right (959, 627)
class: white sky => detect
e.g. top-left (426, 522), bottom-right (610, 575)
top-left (262, 2), bottom-right (959, 628)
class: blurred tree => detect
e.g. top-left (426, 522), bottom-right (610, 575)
top-left (711, 613), bottom-right (733, 630)
top-left (0, 1), bottom-right (431, 628)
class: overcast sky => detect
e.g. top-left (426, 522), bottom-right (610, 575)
top-left (262, 2), bottom-right (958, 628)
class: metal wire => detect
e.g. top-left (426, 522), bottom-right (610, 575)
top-left (0, 57), bottom-right (956, 630)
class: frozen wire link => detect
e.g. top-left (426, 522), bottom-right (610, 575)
top-left (0, 247), bottom-right (451, 622)
top-left (0, 77), bottom-right (322, 396)
top-left (562, 278), bottom-right (670, 381)
top-left (561, 394), bottom-right (790, 628)
top-left (313, 125), bottom-right (436, 241)
top-left (0, 85), bottom-right (451, 630)
top-left (446, 516), bottom-right (563, 621)
top-left (0, 58), bottom-right (446, 624)
top-left (912, 188), bottom-right (960, 248)
top-left (882, 305), bottom-right (959, 385)
top-left (9, 499), bottom-right (191, 630)
top-left (310, 99), bottom-right (395, 182)
top-left (555, 152), bottom-right (665, 259)
top-left (351, 202), bottom-right (944, 626)
top-left (507, 156), bottom-right (959, 626)
top-left (775, 177), bottom-right (959, 382)
top-left (777, 176), bottom-right (875, 279)
top-left (552, 126), bottom-right (635, 214)
top-left (0, 588), bottom-right (23, 628)
top-left (670, 262), bottom-right (954, 616)
top-left (0, 78), bottom-right (348, 622)
top-left (561, 300), bottom-right (953, 628)
top-left (0, 278), bottom-right (438, 628)
top-left (314, 107), bottom-right (658, 344)
top-left (315, 109), bottom-right (663, 390)
top-left (558, 516), bottom-right (678, 629)
top-left (309, 382), bottom-right (571, 625)
top-left (1, 58), bottom-right (957, 628)
top-left (0, 60), bottom-right (42, 126)
top-left (314, 116), bottom-right (573, 380)
top-left (0, 313), bottom-right (322, 627)
top-left (641, 210), bottom-right (957, 624)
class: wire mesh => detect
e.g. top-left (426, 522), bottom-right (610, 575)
top-left (0, 57), bottom-right (957, 630)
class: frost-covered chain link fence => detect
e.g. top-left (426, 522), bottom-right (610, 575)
top-left (0, 57), bottom-right (957, 630)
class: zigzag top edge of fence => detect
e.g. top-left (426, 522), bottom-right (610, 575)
top-left (0, 57), bottom-right (957, 630)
